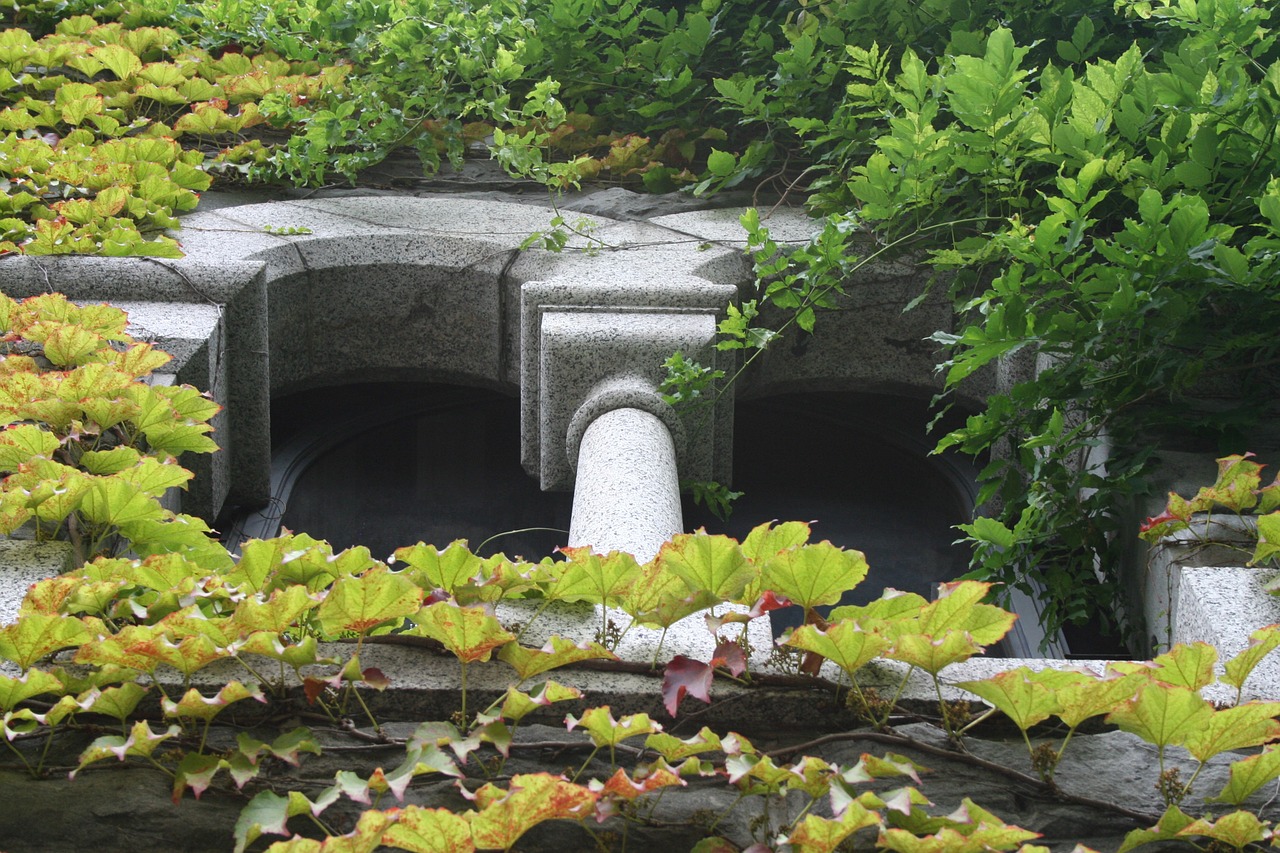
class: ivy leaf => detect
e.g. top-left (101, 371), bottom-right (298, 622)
top-left (72, 720), bottom-right (179, 778)
top-left (0, 669), bottom-right (65, 711)
top-left (622, 560), bottom-right (718, 629)
top-left (1182, 703), bottom-right (1280, 763)
top-left (381, 805), bottom-right (475, 853)
top-left (234, 790), bottom-right (307, 853)
top-left (230, 586), bottom-right (319, 634)
top-left (887, 631), bottom-right (983, 675)
top-left (409, 601), bottom-right (514, 663)
top-left (79, 682), bottom-right (148, 722)
top-left (565, 706), bottom-right (661, 747)
top-left (784, 620), bottom-right (888, 678)
top-left (465, 774), bottom-right (596, 850)
top-left (656, 532), bottom-right (753, 601)
top-left (394, 540), bottom-right (482, 593)
top-left (161, 681), bottom-right (265, 721)
top-left (1178, 811), bottom-right (1271, 849)
top-left (1224, 625), bottom-right (1280, 694)
top-left (547, 547), bottom-right (641, 606)
top-left (1207, 745), bottom-right (1280, 805)
top-left (316, 566), bottom-right (422, 636)
top-left (781, 801), bottom-right (880, 853)
top-left (591, 761), bottom-right (685, 801)
top-left (0, 424), bottom-right (59, 472)
top-left (917, 581), bottom-right (1016, 646)
top-left (497, 635), bottom-right (616, 682)
top-left (661, 654), bottom-right (715, 716)
top-left (500, 681), bottom-right (584, 724)
top-left (1105, 684), bottom-right (1213, 751)
top-left (1149, 642), bottom-right (1217, 690)
top-left (0, 613), bottom-right (92, 669)
top-left (1047, 670), bottom-right (1140, 729)
top-left (173, 752), bottom-right (225, 802)
top-left (955, 668), bottom-right (1060, 732)
top-left (644, 727), bottom-right (724, 763)
top-left (79, 478), bottom-right (164, 527)
top-left (763, 542), bottom-right (869, 610)
top-left (1117, 805), bottom-right (1197, 853)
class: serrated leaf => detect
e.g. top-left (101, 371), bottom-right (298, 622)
top-left (0, 424), bottom-right (59, 472)
top-left (381, 805), bottom-right (475, 853)
top-left (656, 532), bottom-right (753, 601)
top-left (495, 634), bottom-right (615, 682)
top-left (394, 540), bottom-right (482, 593)
top-left (500, 680), bottom-right (584, 723)
top-left (763, 542), bottom-right (868, 610)
top-left (174, 752), bottom-right (225, 802)
top-left (1117, 805), bottom-right (1197, 853)
top-left (547, 547), bottom-right (641, 606)
top-left (888, 631), bottom-right (983, 674)
top-left (782, 801), bottom-right (880, 853)
top-left (1149, 642), bottom-right (1217, 690)
top-left (72, 720), bottom-right (178, 777)
top-left (661, 654), bottom-right (715, 716)
top-left (1208, 745), bottom-right (1280, 805)
top-left (785, 620), bottom-right (888, 678)
top-left (1106, 683), bottom-right (1213, 751)
top-left (161, 681), bottom-right (264, 721)
top-left (79, 478), bottom-right (163, 527)
top-left (956, 668), bottom-right (1060, 732)
top-left (918, 581), bottom-right (1016, 646)
top-left (0, 669), bottom-right (65, 711)
top-left (0, 614), bottom-right (93, 669)
top-left (409, 602), bottom-right (514, 664)
top-left (644, 727), bottom-right (723, 762)
top-left (1183, 703), bottom-right (1280, 763)
top-left (465, 774), bottom-right (596, 849)
top-left (565, 706), bottom-right (661, 747)
top-left (591, 762), bottom-right (685, 801)
top-left (316, 566), bottom-right (422, 636)
top-left (1224, 624), bottom-right (1280, 692)
top-left (80, 682), bottom-right (147, 721)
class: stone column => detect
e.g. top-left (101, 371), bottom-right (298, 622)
top-left (568, 407), bottom-right (682, 562)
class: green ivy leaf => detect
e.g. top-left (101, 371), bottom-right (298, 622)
top-left (656, 532), bottom-right (753, 601)
top-left (955, 667), bottom-right (1060, 732)
top-left (408, 602), bottom-right (514, 664)
top-left (1208, 745), bottom-right (1280, 805)
top-left (1222, 624), bottom-right (1280, 692)
top-left (565, 706), bottom-right (661, 748)
top-left (763, 542), bottom-right (868, 610)
top-left (1182, 702), bottom-right (1280, 763)
top-left (497, 635), bottom-right (615, 682)
top-left (381, 805), bottom-right (475, 853)
top-left (1106, 683), bottom-right (1213, 751)
top-left (316, 566), bottom-right (422, 636)
top-left (500, 681), bottom-right (584, 724)
top-left (784, 620), bottom-right (888, 679)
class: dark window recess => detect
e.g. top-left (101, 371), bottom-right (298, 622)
top-left (683, 393), bottom-right (979, 638)
top-left (232, 384), bottom-right (572, 562)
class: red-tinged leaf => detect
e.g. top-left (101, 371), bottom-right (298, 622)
top-left (918, 581), bottom-right (1016, 646)
top-left (1055, 670), bottom-right (1145, 729)
top-left (408, 602), bottom-right (515, 664)
top-left (661, 654), bottom-right (715, 716)
top-left (72, 720), bottom-right (178, 778)
top-left (497, 635), bottom-right (616, 682)
top-left (712, 639), bottom-right (748, 676)
top-left (591, 761), bottom-right (686, 801)
top-left (782, 801), bottom-right (881, 853)
top-left (79, 682), bottom-right (147, 721)
top-left (1177, 810), bottom-right (1270, 848)
top-left (174, 752), bottom-right (224, 802)
top-left (623, 560), bottom-right (719, 629)
top-left (304, 674), bottom-right (340, 705)
top-left (361, 667), bottom-right (391, 690)
top-left (230, 586), bottom-right (319, 634)
top-left (467, 774), bottom-right (597, 847)
top-left (887, 631), bottom-right (983, 674)
top-left (725, 752), bottom-right (793, 793)
top-left (1208, 745), bottom-right (1280, 805)
top-left (0, 424), bottom-right (58, 472)
top-left (565, 706), bottom-right (662, 747)
top-left (316, 566), bottom-right (422, 636)
top-left (234, 790), bottom-right (304, 853)
top-left (381, 805), bottom-right (475, 853)
top-left (264, 810), bottom-right (392, 853)
top-left (763, 542), bottom-right (868, 610)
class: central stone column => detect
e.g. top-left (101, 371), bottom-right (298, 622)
top-left (568, 407), bottom-right (682, 562)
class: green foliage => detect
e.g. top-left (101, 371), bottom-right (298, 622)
top-left (0, 292), bottom-right (222, 565)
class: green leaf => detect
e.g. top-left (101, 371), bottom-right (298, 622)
top-left (1106, 683), bottom-right (1213, 751)
top-left (499, 681), bottom-right (584, 724)
top-left (381, 806), bottom-right (476, 853)
top-left (0, 425), bottom-right (59, 472)
top-left (466, 774), bottom-right (596, 850)
top-left (955, 667), bottom-right (1060, 732)
top-left (547, 547), bottom-right (641, 607)
top-left (781, 801), bottom-right (880, 853)
top-left (888, 631), bottom-right (983, 674)
top-left (408, 602), bottom-right (514, 663)
top-left (79, 479), bottom-right (164, 527)
top-left (784, 620), bottom-right (888, 678)
top-left (161, 681), bottom-right (265, 721)
top-left (497, 635), bottom-right (616, 682)
top-left (72, 720), bottom-right (179, 778)
top-left (0, 669), bottom-right (65, 711)
top-left (1117, 806), bottom-right (1197, 853)
top-left (1149, 642), bottom-right (1217, 690)
top-left (763, 542), bottom-right (869, 609)
top-left (565, 706), bottom-right (661, 747)
top-left (1182, 703), bottom-right (1280, 763)
top-left (0, 614), bottom-right (93, 669)
top-left (706, 148), bottom-right (736, 177)
top-left (656, 532), bottom-right (753, 601)
top-left (394, 540), bottom-right (482, 592)
top-left (644, 727), bottom-right (724, 763)
top-left (1208, 745), bottom-right (1280, 805)
top-left (918, 581), bottom-right (1016, 646)
top-left (316, 566), bottom-right (422, 636)
top-left (1223, 624), bottom-right (1280, 692)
